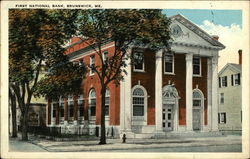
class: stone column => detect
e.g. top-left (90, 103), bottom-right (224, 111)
top-left (185, 53), bottom-right (193, 131)
top-left (211, 56), bottom-right (219, 131)
top-left (155, 49), bottom-right (163, 133)
top-left (120, 76), bottom-right (125, 132)
top-left (64, 97), bottom-right (68, 125)
top-left (123, 49), bottom-right (132, 133)
top-left (207, 57), bottom-right (212, 131)
top-left (73, 95), bottom-right (78, 125)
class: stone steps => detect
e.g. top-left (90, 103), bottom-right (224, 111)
top-left (130, 131), bottom-right (223, 139)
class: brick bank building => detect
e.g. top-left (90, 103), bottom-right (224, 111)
top-left (46, 14), bottom-right (225, 138)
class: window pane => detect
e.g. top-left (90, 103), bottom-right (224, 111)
top-left (165, 63), bottom-right (173, 73)
top-left (164, 54), bottom-right (173, 73)
top-left (133, 105), bottom-right (144, 116)
top-left (60, 108), bottom-right (64, 117)
top-left (69, 105), bottom-right (73, 117)
top-left (193, 100), bottom-right (201, 107)
top-left (53, 110), bottom-right (56, 117)
top-left (105, 105), bottom-right (109, 116)
top-left (79, 100), bottom-right (84, 117)
top-left (193, 57), bottom-right (200, 75)
top-left (90, 106), bottom-right (96, 116)
top-left (134, 52), bottom-right (144, 70)
top-left (193, 65), bottom-right (200, 75)
top-left (79, 106), bottom-right (84, 117)
top-left (168, 113), bottom-right (171, 120)
top-left (133, 88), bottom-right (144, 96)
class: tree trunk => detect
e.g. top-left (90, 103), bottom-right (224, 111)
top-left (21, 109), bottom-right (29, 141)
top-left (10, 92), bottom-right (17, 138)
top-left (99, 87), bottom-right (106, 145)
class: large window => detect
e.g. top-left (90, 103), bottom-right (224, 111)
top-left (68, 95), bottom-right (74, 118)
top-left (164, 52), bottom-right (174, 73)
top-left (52, 103), bottom-right (57, 118)
top-left (132, 88), bottom-right (145, 116)
top-left (59, 96), bottom-right (64, 120)
top-left (220, 93), bottom-right (224, 104)
top-left (78, 95), bottom-right (84, 117)
top-left (133, 50), bottom-right (144, 71)
top-left (218, 112), bottom-right (226, 124)
top-left (105, 89), bottom-right (110, 116)
top-left (193, 56), bottom-right (201, 75)
top-left (90, 55), bottom-right (95, 75)
top-left (231, 73), bottom-right (241, 86)
top-left (89, 89), bottom-right (96, 116)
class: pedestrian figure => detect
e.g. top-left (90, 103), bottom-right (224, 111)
top-left (122, 134), bottom-right (126, 143)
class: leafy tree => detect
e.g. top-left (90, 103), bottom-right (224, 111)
top-left (9, 9), bottom-right (82, 140)
top-left (76, 9), bottom-right (172, 144)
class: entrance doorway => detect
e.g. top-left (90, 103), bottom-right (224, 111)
top-left (162, 104), bottom-right (174, 131)
top-left (192, 89), bottom-right (204, 131)
top-left (193, 109), bottom-right (201, 130)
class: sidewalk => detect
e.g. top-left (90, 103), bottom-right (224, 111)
top-left (9, 137), bottom-right (47, 152)
top-left (29, 135), bottom-right (241, 152)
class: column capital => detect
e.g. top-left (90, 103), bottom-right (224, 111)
top-left (185, 53), bottom-right (193, 61)
top-left (212, 56), bottom-right (219, 65)
top-left (156, 49), bottom-right (163, 59)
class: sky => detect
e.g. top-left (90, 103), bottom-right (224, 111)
top-left (162, 9), bottom-right (243, 70)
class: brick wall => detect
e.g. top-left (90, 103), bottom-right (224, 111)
top-left (131, 49), bottom-right (156, 125)
top-left (162, 54), bottom-right (186, 125)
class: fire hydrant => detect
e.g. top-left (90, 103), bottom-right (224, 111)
top-left (122, 134), bottom-right (126, 143)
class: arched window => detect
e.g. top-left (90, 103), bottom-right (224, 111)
top-left (68, 95), bottom-right (74, 118)
top-left (89, 89), bottom-right (96, 116)
top-left (132, 88), bottom-right (145, 116)
top-left (78, 94), bottom-right (84, 118)
top-left (193, 90), bottom-right (202, 107)
top-left (59, 96), bottom-right (64, 124)
top-left (105, 89), bottom-right (110, 116)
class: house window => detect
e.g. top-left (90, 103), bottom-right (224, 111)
top-left (218, 112), bottom-right (226, 124)
top-left (105, 89), bottom-right (110, 116)
top-left (52, 103), bottom-right (57, 118)
top-left (220, 93), bottom-right (224, 104)
top-left (220, 76), bottom-right (227, 87)
top-left (132, 88), bottom-right (144, 116)
top-left (68, 95), bottom-right (74, 118)
top-left (193, 56), bottom-right (201, 75)
top-left (90, 55), bottom-right (95, 75)
top-left (103, 51), bottom-right (108, 63)
top-left (231, 73), bottom-right (241, 86)
top-left (133, 51), bottom-right (144, 71)
top-left (78, 95), bottom-right (84, 117)
top-left (89, 89), bottom-right (96, 116)
top-left (164, 52), bottom-right (174, 73)
top-left (59, 96), bottom-right (64, 118)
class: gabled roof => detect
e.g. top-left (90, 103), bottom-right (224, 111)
top-left (170, 14), bottom-right (225, 50)
top-left (219, 63), bottom-right (242, 76)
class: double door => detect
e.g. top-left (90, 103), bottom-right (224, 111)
top-left (162, 104), bottom-right (174, 131)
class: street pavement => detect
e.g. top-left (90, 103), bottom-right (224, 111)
top-left (9, 137), bottom-right (47, 152)
top-left (9, 134), bottom-right (241, 152)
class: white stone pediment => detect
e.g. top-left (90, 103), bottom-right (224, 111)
top-left (169, 14), bottom-right (225, 51)
top-left (170, 20), bottom-right (212, 47)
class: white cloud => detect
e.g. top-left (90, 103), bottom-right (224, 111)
top-left (198, 20), bottom-right (243, 70)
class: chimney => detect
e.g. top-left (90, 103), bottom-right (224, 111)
top-left (238, 49), bottom-right (242, 65)
top-left (212, 35), bottom-right (219, 41)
